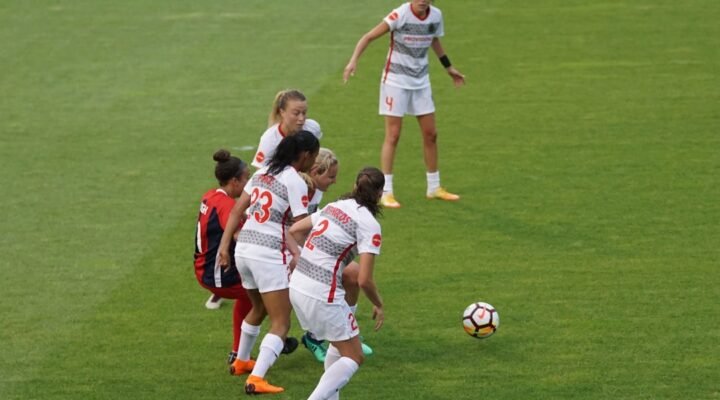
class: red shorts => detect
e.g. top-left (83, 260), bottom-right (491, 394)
top-left (198, 279), bottom-right (248, 300)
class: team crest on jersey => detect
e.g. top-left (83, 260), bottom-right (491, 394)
top-left (255, 151), bottom-right (265, 163)
top-left (388, 11), bottom-right (398, 21)
top-left (301, 195), bottom-right (309, 207)
top-left (372, 234), bottom-right (382, 247)
top-left (428, 23), bottom-right (438, 34)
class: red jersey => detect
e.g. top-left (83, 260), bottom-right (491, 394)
top-left (194, 188), bottom-right (243, 287)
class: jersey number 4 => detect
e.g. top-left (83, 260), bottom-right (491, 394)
top-left (250, 188), bottom-right (273, 223)
top-left (305, 219), bottom-right (329, 250)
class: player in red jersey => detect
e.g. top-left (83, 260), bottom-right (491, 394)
top-left (194, 149), bottom-right (252, 365)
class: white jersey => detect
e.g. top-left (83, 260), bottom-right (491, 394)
top-left (236, 166), bottom-right (309, 264)
top-left (307, 190), bottom-right (324, 215)
top-left (381, 2), bottom-right (444, 89)
top-left (252, 124), bottom-right (286, 169)
top-left (251, 120), bottom-right (323, 169)
top-left (290, 199), bottom-right (382, 304)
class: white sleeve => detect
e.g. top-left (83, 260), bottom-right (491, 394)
top-left (436, 10), bottom-right (445, 38)
top-left (287, 174), bottom-right (309, 217)
top-left (252, 133), bottom-right (276, 169)
top-left (383, 5), bottom-right (404, 31)
top-left (356, 212), bottom-right (382, 255)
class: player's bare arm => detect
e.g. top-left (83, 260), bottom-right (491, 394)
top-left (358, 253), bottom-right (384, 331)
top-left (343, 21), bottom-right (391, 83)
top-left (431, 37), bottom-right (466, 87)
top-left (218, 191), bottom-right (250, 269)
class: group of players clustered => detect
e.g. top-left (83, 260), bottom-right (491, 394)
top-left (193, 1), bottom-right (465, 398)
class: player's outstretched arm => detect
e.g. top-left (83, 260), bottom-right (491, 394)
top-left (431, 37), bottom-right (466, 87)
top-left (218, 191), bottom-right (250, 269)
top-left (343, 22), bottom-right (390, 83)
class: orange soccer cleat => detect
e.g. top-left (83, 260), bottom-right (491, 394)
top-left (229, 358), bottom-right (255, 376)
top-left (380, 193), bottom-right (401, 208)
top-left (245, 375), bottom-right (285, 394)
top-left (426, 187), bottom-right (460, 201)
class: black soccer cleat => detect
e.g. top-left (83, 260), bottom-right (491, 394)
top-left (281, 336), bottom-right (299, 355)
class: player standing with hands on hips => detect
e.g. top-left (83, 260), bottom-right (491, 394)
top-left (289, 167), bottom-right (386, 400)
top-left (343, 0), bottom-right (465, 209)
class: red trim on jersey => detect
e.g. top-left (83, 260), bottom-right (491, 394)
top-left (278, 123), bottom-right (287, 137)
top-left (328, 243), bottom-right (357, 303)
top-left (281, 208), bottom-right (291, 264)
top-left (410, 3), bottom-right (430, 21)
top-left (382, 32), bottom-right (395, 83)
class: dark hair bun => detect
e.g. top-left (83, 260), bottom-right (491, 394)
top-left (213, 149), bottom-right (231, 163)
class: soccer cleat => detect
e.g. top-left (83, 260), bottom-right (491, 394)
top-left (301, 332), bottom-right (327, 363)
top-left (245, 375), bottom-right (284, 394)
top-left (426, 187), bottom-right (460, 201)
top-left (281, 336), bottom-right (299, 355)
top-left (229, 358), bottom-right (255, 376)
top-left (205, 294), bottom-right (223, 310)
top-left (227, 351), bottom-right (237, 365)
top-left (360, 341), bottom-right (373, 356)
top-left (380, 193), bottom-right (401, 208)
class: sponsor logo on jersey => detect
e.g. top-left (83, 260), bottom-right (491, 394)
top-left (255, 151), bottom-right (265, 163)
top-left (372, 234), bottom-right (382, 247)
top-left (388, 11), bottom-right (399, 21)
top-left (301, 195), bottom-right (309, 207)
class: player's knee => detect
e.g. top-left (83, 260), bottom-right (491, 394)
top-left (384, 132), bottom-right (401, 146)
top-left (423, 130), bottom-right (437, 144)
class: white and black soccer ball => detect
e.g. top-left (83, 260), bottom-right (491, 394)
top-left (462, 302), bottom-right (499, 339)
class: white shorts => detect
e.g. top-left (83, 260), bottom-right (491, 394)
top-left (379, 83), bottom-right (435, 117)
top-left (236, 256), bottom-right (290, 293)
top-left (290, 289), bottom-right (359, 342)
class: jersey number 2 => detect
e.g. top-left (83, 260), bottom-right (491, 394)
top-left (250, 188), bottom-right (273, 223)
top-left (305, 219), bottom-right (329, 250)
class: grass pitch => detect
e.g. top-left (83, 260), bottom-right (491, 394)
top-left (1, 1), bottom-right (718, 399)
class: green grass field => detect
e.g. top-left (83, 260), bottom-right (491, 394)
top-left (1, 1), bottom-right (719, 399)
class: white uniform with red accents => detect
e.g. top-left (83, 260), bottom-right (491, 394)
top-left (251, 124), bottom-right (286, 169)
top-left (289, 199), bottom-right (382, 304)
top-left (381, 2), bottom-right (444, 89)
top-left (236, 166), bottom-right (309, 266)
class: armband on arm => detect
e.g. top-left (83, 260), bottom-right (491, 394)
top-left (439, 55), bottom-right (452, 68)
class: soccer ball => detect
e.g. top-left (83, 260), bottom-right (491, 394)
top-left (462, 302), bottom-right (499, 339)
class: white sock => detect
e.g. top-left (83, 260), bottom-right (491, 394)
top-left (308, 357), bottom-right (359, 400)
top-left (251, 333), bottom-right (284, 378)
top-left (426, 171), bottom-right (440, 194)
top-left (237, 321), bottom-right (261, 360)
top-left (383, 174), bottom-right (394, 194)
top-left (324, 344), bottom-right (342, 371)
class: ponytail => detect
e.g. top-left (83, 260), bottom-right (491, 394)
top-left (268, 89), bottom-right (306, 127)
top-left (341, 167), bottom-right (384, 217)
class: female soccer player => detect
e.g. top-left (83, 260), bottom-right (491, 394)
top-left (252, 89), bottom-right (323, 169)
top-left (218, 131), bottom-right (320, 394)
top-left (289, 167), bottom-right (386, 400)
top-left (193, 149), bottom-right (252, 365)
top-left (343, 0), bottom-right (466, 208)
top-left (300, 149), bottom-right (375, 363)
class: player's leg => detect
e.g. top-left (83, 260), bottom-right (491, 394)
top-left (379, 83), bottom-right (406, 208)
top-left (245, 288), bottom-right (291, 394)
top-left (416, 112), bottom-right (459, 201)
top-left (229, 288), bottom-right (264, 375)
top-left (342, 262), bottom-right (373, 356)
top-left (307, 338), bottom-right (363, 400)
